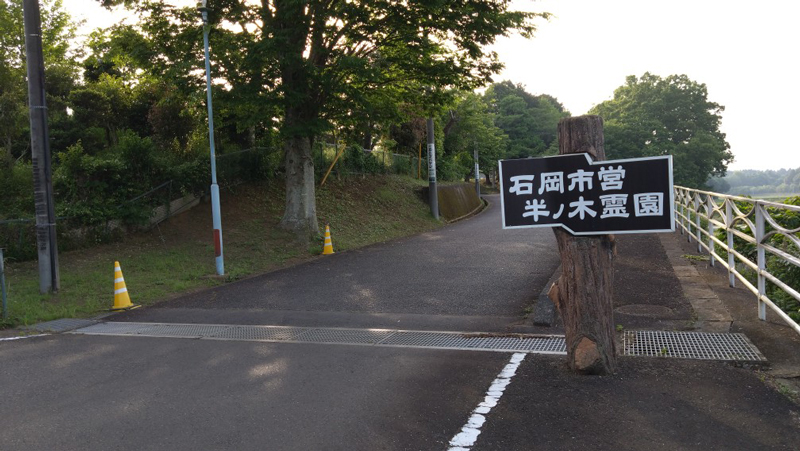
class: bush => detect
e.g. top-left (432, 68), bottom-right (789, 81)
top-left (342, 145), bottom-right (383, 174)
top-left (714, 195), bottom-right (800, 321)
top-left (0, 161), bottom-right (35, 220)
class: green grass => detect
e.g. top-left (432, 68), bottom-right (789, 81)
top-left (1, 175), bottom-right (441, 328)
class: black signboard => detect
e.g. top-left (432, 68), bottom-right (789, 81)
top-left (499, 154), bottom-right (674, 235)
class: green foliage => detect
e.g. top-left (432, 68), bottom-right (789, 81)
top-left (341, 145), bottom-right (384, 175)
top-left (0, 161), bottom-right (34, 219)
top-left (99, 0), bottom-right (549, 235)
top-left (54, 137), bottom-right (155, 225)
top-left (713, 195), bottom-right (800, 321)
top-left (1, 0), bottom-right (82, 163)
top-left (442, 91), bottom-right (508, 180)
top-left (483, 81), bottom-right (569, 159)
top-left (590, 73), bottom-right (733, 188)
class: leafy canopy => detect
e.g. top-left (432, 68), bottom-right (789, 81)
top-left (590, 73), bottom-right (733, 188)
top-left (483, 81), bottom-right (569, 158)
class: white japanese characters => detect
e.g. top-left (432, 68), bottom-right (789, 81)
top-left (508, 175), bottom-right (535, 195)
top-left (508, 166), bottom-right (634, 223)
top-left (538, 172), bottom-right (564, 195)
top-left (633, 193), bottom-right (664, 216)
top-left (599, 194), bottom-right (629, 219)
top-left (597, 166), bottom-right (625, 190)
top-left (500, 154), bottom-right (673, 234)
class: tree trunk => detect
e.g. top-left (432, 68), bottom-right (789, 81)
top-left (362, 122), bottom-right (374, 150)
top-left (279, 134), bottom-right (319, 238)
top-left (274, 0), bottom-right (319, 239)
top-left (548, 115), bottom-right (617, 375)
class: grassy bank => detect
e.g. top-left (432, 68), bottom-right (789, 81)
top-left (0, 175), bottom-right (441, 328)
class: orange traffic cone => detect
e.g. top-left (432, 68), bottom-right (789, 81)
top-left (322, 225), bottom-right (335, 255)
top-left (112, 261), bottom-right (138, 310)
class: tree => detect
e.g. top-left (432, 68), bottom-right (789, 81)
top-left (590, 73), bottom-right (733, 188)
top-left (99, 0), bottom-right (548, 238)
top-left (442, 91), bottom-right (507, 181)
top-left (483, 81), bottom-right (569, 159)
top-left (0, 0), bottom-right (81, 164)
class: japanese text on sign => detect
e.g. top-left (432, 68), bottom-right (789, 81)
top-left (499, 154), bottom-right (673, 235)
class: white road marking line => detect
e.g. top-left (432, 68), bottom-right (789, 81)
top-left (0, 334), bottom-right (48, 342)
top-left (447, 352), bottom-right (526, 450)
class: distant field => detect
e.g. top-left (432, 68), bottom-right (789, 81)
top-left (726, 193), bottom-right (799, 202)
top-left (756, 194), bottom-right (798, 202)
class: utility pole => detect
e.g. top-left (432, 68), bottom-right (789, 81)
top-left (23, 0), bottom-right (59, 293)
top-left (199, 0), bottom-right (224, 276)
top-left (473, 145), bottom-right (480, 197)
top-left (426, 118), bottom-right (439, 220)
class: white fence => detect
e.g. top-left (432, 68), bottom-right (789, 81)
top-left (674, 186), bottom-right (800, 335)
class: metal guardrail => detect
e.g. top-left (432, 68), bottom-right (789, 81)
top-left (674, 186), bottom-right (800, 335)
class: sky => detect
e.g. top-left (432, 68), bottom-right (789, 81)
top-left (65, 0), bottom-right (800, 171)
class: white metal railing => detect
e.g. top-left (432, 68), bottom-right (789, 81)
top-left (674, 186), bottom-right (800, 335)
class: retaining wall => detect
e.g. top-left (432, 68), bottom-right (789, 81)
top-left (422, 183), bottom-right (483, 221)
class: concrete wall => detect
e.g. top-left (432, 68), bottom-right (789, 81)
top-left (423, 184), bottom-right (483, 221)
top-left (150, 194), bottom-right (200, 226)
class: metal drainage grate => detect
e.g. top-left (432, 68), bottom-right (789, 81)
top-left (294, 328), bottom-right (395, 344)
top-left (380, 332), bottom-right (566, 354)
top-left (134, 324), bottom-right (231, 339)
top-left (69, 321), bottom-right (566, 354)
top-left (71, 323), bottom-right (766, 362)
top-left (25, 318), bottom-right (99, 333)
top-left (76, 322), bottom-right (153, 335)
top-left (206, 325), bottom-right (303, 341)
top-left (623, 330), bottom-right (766, 362)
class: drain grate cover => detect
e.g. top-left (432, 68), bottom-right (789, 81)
top-left (25, 318), bottom-right (99, 333)
top-left (381, 332), bottom-right (566, 354)
top-left (133, 324), bottom-right (231, 339)
top-left (623, 330), bottom-right (766, 362)
top-left (69, 322), bottom-right (566, 354)
top-left (294, 328), bottom-right (395, 344)
top-left (77, 322), bottom-right (153, 335)
top-left (206, 325), bottom-right (303, 341)
top-left (69, 322), bottom-right (765, 362)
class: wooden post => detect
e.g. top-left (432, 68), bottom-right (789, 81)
top-left (548, 115), bottom-right (617, 375)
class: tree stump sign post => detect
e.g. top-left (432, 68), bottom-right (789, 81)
top-left (552, 116), bottom-right (616, 375)
top-left (498, 115), bottom-right (674, 375)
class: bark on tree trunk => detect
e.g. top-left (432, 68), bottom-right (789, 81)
top-left (548, 115), bottom-right (617, 375)
top-left (279, 134), bottom-right (319, 238)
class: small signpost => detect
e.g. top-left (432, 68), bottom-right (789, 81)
top-left (500, 153), bottom-right (674, 234)
top-left (499, 115), bottom-right (674, 375)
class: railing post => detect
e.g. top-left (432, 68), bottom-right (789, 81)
top-left (687, 192), bottom-right (694, 243)
top-left (707, 195), bottom-right (715, 266)
top-left (679, 190), bottom-right (685, 235)
top-left (725, 200), bottom-right (735, 287)
top-left (694, 193), bottom-right (702, 251)
top-left (755, 203), bottom-right (767, 321)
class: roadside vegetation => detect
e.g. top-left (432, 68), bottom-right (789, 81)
top-left (1, 1), bottom-right (741, 328)
top-left (1, 175), bottom-right (439, 328)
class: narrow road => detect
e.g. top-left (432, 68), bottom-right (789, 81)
top-left (0, 195), bottom-right (562, 450)
top-left (2, 195), bottom-right (798, 450)
top-left (115, 194), bottom-right (561, 332)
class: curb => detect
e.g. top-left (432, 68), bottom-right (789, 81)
top-left (659, 233), bottom-right (733, 333)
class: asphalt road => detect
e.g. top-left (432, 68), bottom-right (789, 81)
top-left (3, 196), bottom-right (798, 450)
top-left (114, 194), bottom-right (561, 332)
top-left (0, 195), bottom-right (562, 450)
top-left (0, 334), bottom-right (510, 451)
